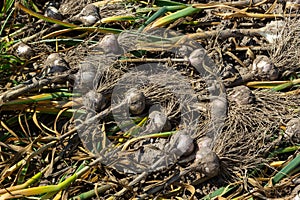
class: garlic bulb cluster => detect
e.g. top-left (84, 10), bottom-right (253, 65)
top-left (169, 131), bottom-right (195, 157)
top-left (145, 110), bottom-right (172, 134)
top-left (92, 34), bottom-right (122, 54)
top-left (16, 43), bottom-right (34, 59)
top-left (126, 88), bottom-right (146, 115)
top-left (45, 6), bottom-right (62, 20)
top-left (231, 85), bottom-right (255, 105)
top-left (70, 4), bottom-right (100, 26)
top-left (83, 90), bottom-right (106, 112)
top-left (45, 53), bottom-right (69, 74)
top-left (251, 55), bottom-right (279, 81)
top-left (285, 118), bottom-right (300, 143)
top-left (194, 136), bottom-right (219, 177)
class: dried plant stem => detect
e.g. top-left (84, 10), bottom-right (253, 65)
top-left (0, 69), bottom-right (77, 105)
top-left (117, 58), bottom-right (188, 63)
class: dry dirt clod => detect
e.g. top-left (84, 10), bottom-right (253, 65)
top-left (70, 4), bottom-right (100, 26)
top-left (45, 53), bottom-right (69, 74)
top-left (230, 85), bottom-right (255, 105)
top-left (16, 43), bottom-right (34, 59)
top-left (45, 6), bottom-right (63, 20)
top-left (251, 55), bottom-right (279, 81)
top-left (126, 88), bottom-right (146, 115)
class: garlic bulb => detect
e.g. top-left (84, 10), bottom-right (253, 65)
top-left (194, 136), bottom-right (219, 177)
top-left (45, 53), bottom-right (69, 74)
top-left (145, 110), bottom-right (172, 134)
top-left (177, 45), bottom-right (194, 57)
top-left (45, 6), bottom-right (62, 20)
top-left (231, 85), bottom-right (255, 105)
top-left (195, 151), bottom-right (220, 177)
top-left (126, 88), bottom-right (146, 115)
top-left (16, 43), bottom-right (34, 59)
top-left (71, 4), bottom-right (100, 26)
top-left (188, 48), bottom-right (206, 69)
top-left (251, 55), bottom-right (279, 81)
top-left (170, 131), bottom-right (194, 157)
top-left (83, 90), bottom-right (106, 112)
top-left (92, 34), bottom-right (122, 54)
top-left (285, 118), bottom-right (300, 143)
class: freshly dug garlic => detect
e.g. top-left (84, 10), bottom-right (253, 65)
top-left (251, 55), bottom-right (279, 81)
top-left (189, 48), bottom-right (217, 78)
top-left (188, 48), bottom-right (206, 69)
top-left (92, 34), bottom-right (122, 54)
top-left (285, 118), bottom-right (300, 143)
top-left (76, 61), bottom-right (98, 92)
top-left (45, 6), bottom-right (62, 20)
top-left (194, 136), bottom-right (219, 177)
top-left (231, 85), bottom-right (255, 105)
top-left (45, 53), bottom-right (69, 74)
top-left (169, 131), bottom-right (194, 157)
top-left (71, 4), bottom-right (100, 26)
top-left (83, 90), bottom-right (106, 112)
top-left (144, 110), bottom-right (172, 134)
top-left (196, 136), bottom-right (213, 153)
top-left (177, 45), bottom-right (194, 57)
top-left (210, 97), bottom-right (227, 120)
top-left (16, 43), bottom-right (34, 59)
top-left (126, 88), bottom-right (146, 115)
top-left (195, 151), bottom-right (220, 177)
